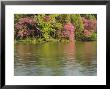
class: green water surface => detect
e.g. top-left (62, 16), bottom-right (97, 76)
top-left (14, 41), bottom-right (97, 76)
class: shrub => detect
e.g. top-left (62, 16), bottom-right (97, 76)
top-left (14, 14), bottom-right (97, 42)
top-left (81, 17), bottom-right (97, 41)
top-left (14, 17), bottom-right (41, 39)
top-left (81, 33), bottom-right (97, 41)
top-left (70, 14), bottom-right (84, 40)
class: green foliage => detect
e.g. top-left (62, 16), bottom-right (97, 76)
top-left (14, 14), bottom-right (97, 42)
top-left (56, 14), bottom-right (71, 23)
top-left (90, 33), bottom-right (97, 40)
top-left (14, 14), bottom-right (24, 23)
top-left (54, 23), bottom-right (63, 30)
top-left (81, 14), bottom-right (96, 20)
top-left (80, 33), bottom-right (97, 41)
top-left (35, 14), bottom-right (56, 40)
top-left (70, 14), bottom-right (84, 40)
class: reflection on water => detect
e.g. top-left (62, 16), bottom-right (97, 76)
top-left (14, 41), bottom-right (97, 76)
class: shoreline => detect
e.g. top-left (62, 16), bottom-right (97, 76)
top-left (14, 38), bottom-right (96, 45)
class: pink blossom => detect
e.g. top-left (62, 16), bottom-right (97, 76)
top-left (64, 22), bottom-right (74, 31)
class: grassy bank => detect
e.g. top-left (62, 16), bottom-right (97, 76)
top-left (14, 38), bottom-right (71, 44)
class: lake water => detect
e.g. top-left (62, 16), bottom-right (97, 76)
top-left (14, 41), bottom-right (97, 76)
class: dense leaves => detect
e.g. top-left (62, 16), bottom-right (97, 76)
top-left (14, 14), bottom-right (97, 41)
top-left (82, 17), bottom-right (97, 41)
top-left (14, 16), bottom-right (41, 39)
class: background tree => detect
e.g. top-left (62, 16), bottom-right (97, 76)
top-left (14, 14), bottom-right (97, 41)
